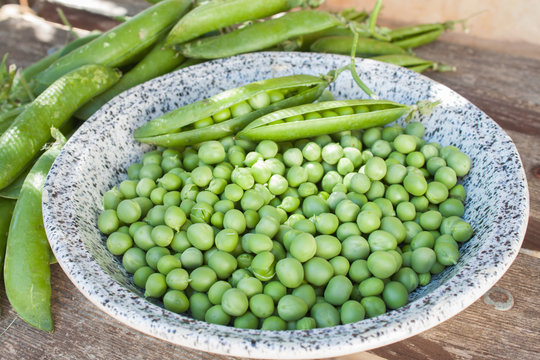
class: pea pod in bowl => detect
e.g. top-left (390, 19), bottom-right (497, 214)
top-left (134, 74), bottom-right (329, 147)
top-left (239, 99), bottom-right (417, 141)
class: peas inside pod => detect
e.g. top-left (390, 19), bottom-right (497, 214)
top-left (100, 101), bottom-right (473, 331)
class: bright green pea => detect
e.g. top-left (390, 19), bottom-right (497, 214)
top-left (311, 302), bottom-right (340, 328)
top-left (249, 293), bottom-right (275, 318)
top-left (411, 247), bottom-right (437, 273)
top-left (127, 163), bottom-right (142, 180)
top-left (194, 117), bottom-right (214, 128)
top-left (324, 275), bottom-right (352, 306)
top-left (367, 251), bottom-right (398, 279)
top-left (208, 250), bottom-right (238, 279)
top-left (122, 247), bottom-right (147, 274)
top-left (366, 180), bottom-right (385, 200)
top-left (426, 156), bottom-right (446, 175)
top-left (98, 209), bottom-right (120, 235)
top-left (301, 195), bottom-right (329, 218)
top-left (205, 305), bottom-right (231, 325)
top-left (223, 209), bottom-right (246, 234)
top-left (139, 164), bottom-right (163, 181)
top-left (446, 151), bottom-right (471, 177)
top-left (336, 222), bottom-right (361, 241)
top-left (315, 235), bottom-right (342, 260)
top-left (189, 292), bottom-right (212, 321)
top-left (186, 223), bottom-right (214, 250)
top-left (329, 255), bottom-right (350, 276)
top-left (434, 242), bottom-right (460, 265)
top-left (439, 198), bottom-right (465, 217)
top-left (359, 277), bottom-right (385, 296)
top-left (348, 259), bottom-right (371, 283)
top-left (403, 173), bottom-right (428, 196)
top-left (304, 257), bottom-right (334, 287)
top-left (451, 220), bottom-right (473, 242)
top-left (337, 157), bottom-right (354, 175)
top-left (419, 210), bottom-right (443, 231)
top-left (313, 213), bottom-right (340, 235)
top-left (189, 266), bottom-right (217, 292)
top-left (234, 311), bottom-right (259, 329)
top-left (393, 134), bottom-right (417, 154)
top-left (144, 273), bottom-right (167, 298)
top-left (382, 281), bottom-right (409, 309)
top-left (289, 232), bottom-right (316, 263)
top-left (396, 201), bottom-right (416, 221)
top-left (356, 210), bottom-right (381, 234)
top-left (261, 316), bottom-right (287, 331)
top-left (449, 184), bottom-right (467, 202)
top-left (296, 317), bottom-right (317, 330)
top-left (364, 156), bottom-right (387, 181)
top-left (277, 295), bottom-right (308, 321)
top-left (276, 257), bottom-right (304, 288)
top-left (321, 143), bottom-right (344, 165)
top-left (231, 167), bottom-right (254, 190)
top-left (106, 232), bottom-right (133, 255)
top-left (133, 266), bottom-right (154, 289)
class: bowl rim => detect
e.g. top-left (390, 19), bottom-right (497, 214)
top-left (43, 52), bottom-right (529, 359)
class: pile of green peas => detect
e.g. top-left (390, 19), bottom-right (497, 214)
top-left (98, 119), bottom-right (473, 330)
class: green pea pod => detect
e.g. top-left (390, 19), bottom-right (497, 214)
top-left (370, 54), bottom-right (456, 73)
top-left (165, 0), bottom-right (319, 46)
top-left (387, 23), bottom-right (444, 42)
top-left (176, 10), bottom-right (342, 59)
top-left (391, 28), bottom-right (443, 49)
top-left (239, 99), bottom-right (413, 141)
top-left (0, 64), bottom-right (120, 190)
top-left (299, 24), bottom-right (370, 51)
top-left (0, 197), bottom-right (16, 278)
top-left (4, 130), bottom-right (65, 332)
top-left (75, 36), bottom-right (188, 120)
top-left (18, 32), bottom-right (103, 86)
top-left (134, 74), bottom-right (328, 146)
top-left (35, 0), bottom-right (191, 88)
top-left (311, 36), bottom-right (406, 57)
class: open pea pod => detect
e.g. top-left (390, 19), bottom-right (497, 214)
top-left (239, 99), bottom-right (413, 141)
top-left (134, 74), bottom-right (329, 147)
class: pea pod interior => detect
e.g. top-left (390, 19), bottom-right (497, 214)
top-left (134, 74), bottom-right (329, 140)
top-left (239, 99), bottom-right (413, 141)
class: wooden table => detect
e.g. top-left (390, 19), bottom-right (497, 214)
top-left (1, 4), bottom-right (539, 360)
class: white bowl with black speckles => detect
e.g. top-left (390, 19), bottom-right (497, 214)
top-left (42, 52), bottom-right (529, 359)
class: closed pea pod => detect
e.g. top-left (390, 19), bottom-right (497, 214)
top-left (0, 65), bottom-right (120, 190)
top-left (176, 11), bottom-right (341, 59)
top-left (35, 0), bottom-right (191, 88)
top-left (134, 74), bottom-right (329, 147)
top-left (240, 99), bottom-right (415, 142)
top-left (165, 0), bottom-right (318, 46)
top-left (4, 131), bottom-right (65, 332)
top-left (311, 36), bottom-right (406, 57)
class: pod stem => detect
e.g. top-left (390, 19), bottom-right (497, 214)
top-left (406, 99), bottom-right (441, 122)
top-left (368, 0), bottom-right (391, 41)
top-left (443, 10), bottom-right (487, 32)
top-left (348, 25), bottom-right (379, 99)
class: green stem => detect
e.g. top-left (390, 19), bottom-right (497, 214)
top-left (348, 27), bottom-right (378, 99)
top-left (368, 0), bottom-right (391, 41)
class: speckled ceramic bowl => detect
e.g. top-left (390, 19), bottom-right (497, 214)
top-left (43, 52), bottom-right (528, 359)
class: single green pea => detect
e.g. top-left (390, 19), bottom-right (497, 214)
top-left (396, 201), bottom-right (416, 221)
top-left (249, 293), bottom-right (275, 318)
top-left (261, 316), bottom-right (287, 331)
top-left (98, 209), bottom-right (120, 235)
top-left (324, 275), bottom-right (353, 306)
top-left (367, 251), bottom-right (398, 279)
top-left (133, 266), bottom-right (154, 289)
top-left (393, 134), bottom-right (417, 154)
top-left (277, 295), bottom-right (308, 321)
top-left (122, 247), bottom-right (147, 274)
top-left (336, 222), bottom-right (361, 241)
top-left (234, 311), bottom-right (259, 329)
top-left (106, 232), bottom-right (133, 255)
top-left (356, 210), bottom-right (381, 234)
top-left (289, 232), bottom-right (317, 263)
top-left (411, 247), bottom-right (437, 274)
top-left (144, 272), bottom-right (167, 298)
top-left (303, 257), bottom-right (334, 287)
top-left (302, 195), bottom-right (330, 218)
top-left (359, 277), bottom-right (385, 297)
top-left (419, 210), bottom-right (443, 231)
top-left (329, 256), bottom-right (350, 276)
top-left (156, 254), bottom-right (183, 275)
top-left (426, 156), bottom-right (446, 175)
top-left (189, 292), bottom-right (212, 321)
top-left (449, 184), bottom-right (467, 202)
top-left (310, 302), bottom-right (340, 328)
top-left (366, 180), bottom-right (385, 200)
top-left (382, 281), bottom-right (409, 309)
top-left (222, 209), bottom-right (246, 234)
top-left (348, 259), bottom-right (371, 283)
top-left (276, 257), bottom-right (304, 288)
top-left (127, 163), bottom-right (142, 181)
top-left (151, 225), bottom-right (174, 247)
top-left (315, 235), bottom-right (342, 260)
top-left (439, 198), bottom-right (465, 217)
top-left (116, 199), bottom-right (142, 224)
top-left (403, 173), bottom-right (428, 197)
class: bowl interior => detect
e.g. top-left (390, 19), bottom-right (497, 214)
top-left (43, 52), bottom-right (528, 359)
